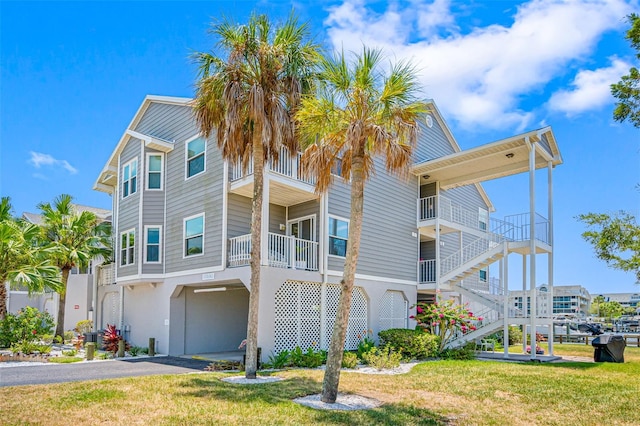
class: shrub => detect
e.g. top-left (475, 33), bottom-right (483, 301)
top-left (486, 325), bottom-right (522, 346)
top-left (362, 346), bottom-right (402, 370)
top-left (129, 346), bottom-right (143, 357)
top-left (62, 349), bottom-right (77, 357)
top-left (411, 300), bottom-right (483, 352)
top-left (356, 330), bottom-right (376, 360)
top-left (341, 351), bottom-right (359, 369)
top-left (0, 307), bottom-right (55, 348)
top-left (41, 334), bottom-right (54, 344)
top-left (63, 331), bottom-right (74, 343)
top-left (290, 346), bottom-right (326, 368)
top-left (265, 350), bottom-right (291, 369)
top-left (378, 328), bottom-right (440, 360)
top-left (74, 320), bottom-right (93, 335)
top-left (439, 342), bottom-right (476, 360)
top-left (102, 324), bottom-right (130, 355)
top-left (10, 341), bottom-right (41, 354)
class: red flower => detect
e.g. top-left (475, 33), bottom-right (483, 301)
top-left (416, 306), bottom-right (424, 314)
top-left (32, 330), bottom-right (37, 335)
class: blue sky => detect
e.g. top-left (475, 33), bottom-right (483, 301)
top-left (1, 0), bottom-right (639, 295)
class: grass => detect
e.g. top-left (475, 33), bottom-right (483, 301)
top-left (1, 344), bottom-right (639, 425)
top-left (48, 356), bottom-right (84, 364)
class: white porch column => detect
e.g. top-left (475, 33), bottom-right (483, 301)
top-left (547, 161), bottom-right (555, 355)
top-left (522, 254), bottom-right (527, 354)
top-left (503, 243), bottom-right (510, 358)
top-left (435, 182), bottom-right (441, 299)
top-left (261, 172), bottom-right (270, 266)
top-left (528, 138), bottom-right (537, 360)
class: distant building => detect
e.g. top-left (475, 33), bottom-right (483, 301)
top-left (511, 284), bottom-right (591, 318)
top-left (598, 293), bottom-right (640, 314)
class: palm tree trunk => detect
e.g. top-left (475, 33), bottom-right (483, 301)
top-left (54, 268), bottom-right (70, 340)
top-left (0, 274), bottom-right (8, 320)
top-left (245, 134), bottom-right (264, 379)
top-left (322, 152), bottom-right (366, 404)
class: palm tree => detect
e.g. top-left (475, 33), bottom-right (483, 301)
top-left (297, 47), bottom-right (426, 403)
top-left (192, 13), bottom-right (319, 379)
top-left (0, 197), bottom-right (61, 320)
top-left (38, 194), bottom-right (111, 340)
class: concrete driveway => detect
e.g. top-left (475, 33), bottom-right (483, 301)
top-left (0, 356), bottom-right (212, 387)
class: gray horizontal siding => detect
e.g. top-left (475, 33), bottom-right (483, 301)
top-left (269, 204), bottom-right (286, 234)
top-left (413, 113), bottom-right (456, 164)
top-left (135, 103), bottom-right (197, 143)
top-left (227, 194), bottom-right (252, 238)
top-left (441, 184), bottom-right (489, 214)
top-left (327, 159), bottom-right (418, 281)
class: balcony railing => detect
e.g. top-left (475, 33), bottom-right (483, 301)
top-left (417, 195), bottom-right (551, 245)
top-left (230, 147), bottom-right (316, 185)
top-left (418, 259), bottom-right (436, 283)
top-left (418, 195), bottom-right (482, 229)
top-left (228, 232), bottom-right (319, 271)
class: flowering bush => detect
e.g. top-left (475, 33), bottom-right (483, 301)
top-left (0, 306), bottom-right (54, 348)
top-left (411, 300), bottom-right (482, 352)
top-left (102, 324), bottom-right (130, 355)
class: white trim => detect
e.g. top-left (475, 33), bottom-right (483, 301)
top-left (184, 134), bottom-right (206, 180)
top-left (145, 152), bottom-right (164, 191)
top-left (120, 228), bottom-right (136, 266)
top-left (143, 225), bottom-right (162, 264)
top-left (326, 270), bottom-right (417, 286)
top-left (121, 158), bottom-right (138, 199)
top-left (287, 214), bottom-right (317, 241)
top-left (221, 160), bottom-right (229, 268)
top-left (327, 214), bottom-right (349, 258)
top-left (183, 213), bottom-right (205, 258)
top-left (116, 265), bottom-right (225, 282)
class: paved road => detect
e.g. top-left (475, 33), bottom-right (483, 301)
top-left (0, 356), bottom-right (211, 387)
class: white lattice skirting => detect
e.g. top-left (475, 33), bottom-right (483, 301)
top-left (274, 280), bottom-right (368, 352)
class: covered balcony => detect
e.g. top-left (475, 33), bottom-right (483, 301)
top-left (228, 232), bottom-right (319, 271)
top-left (229, 147), bottom-right (318, 207)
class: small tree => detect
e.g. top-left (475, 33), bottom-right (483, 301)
top-left (577, 211), bottom-right (640, 282)
top-left (611, 13), bottom-right (640, 128)
top-left (411, 300), bottom-right (483, 352)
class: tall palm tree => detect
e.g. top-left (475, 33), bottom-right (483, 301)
top-left (192, 13), bottom-right (319, 379)
top-left (0, 197), bottom-right (61, 320)
top-left (38, 194), bottom-right (111, 339)
top-left (297, 47), bottom-right (426, 403)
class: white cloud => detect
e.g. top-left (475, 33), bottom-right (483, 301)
top-left (548, 57), bottom-right (631, 115)
top-left (28, 151), bottom-right (78, 174)
top-left (323, 0), bottom-right (634, 131)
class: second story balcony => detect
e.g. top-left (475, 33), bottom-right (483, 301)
top-left (229, 147), bottom-right (318, 207)
top-left (228, 232), bottom-right (319, 271)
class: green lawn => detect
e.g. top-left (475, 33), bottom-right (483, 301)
top-left (1, 344), bottom-right (639, 425)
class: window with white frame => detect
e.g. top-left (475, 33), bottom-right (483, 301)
top-left (120, 229), bottom-right (135, 266)
top-left (186, 137), bottom-right (205, 178)
top-left (146, 153), bottom-right (163, 190)
top-left (184, 214), bottom-right (204, 257)
top-left (145, 226), bottom-right (161, 263)
top-left (122, 159), bottom-right (138, 198)
top-left (478, 207), bottom-right (488, 231)
top-left (328, 216), bottom-right (348, 257)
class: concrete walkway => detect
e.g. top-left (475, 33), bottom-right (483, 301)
top-left (0, 356), bottom-right (211, 388)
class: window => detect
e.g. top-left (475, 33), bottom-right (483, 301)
top-left (145, 226), bottom-right (161, 263)
top-left (331, 157), bottom-right (343, 177)
top-left (478, 208), bottom-right (488, 231)
top-left (184, 214), bottom-right (204, 257)
top-left (120, 229), bottom-right (135, 266)
top-left (328, 216), bottom-right (348, 257)
top-left (146, 154), bottom-right (163, 190)
top-left (122, 159), bottom-right (138, 198)
top-left (186, 137), bottom-right (205, 178)
top-left (479, 269), bottom-right (487, 282)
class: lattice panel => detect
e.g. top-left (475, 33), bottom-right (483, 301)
top-left (274, 280), bottom-right (321, 352)
top-left (274, 280), bottom-right (368, 352)
top-left (325, 284), bottom-right (368, 351)
top-left (379, 290), bottom-right (408, 331)
top-left (102, 291), bottom-right (120, 329)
